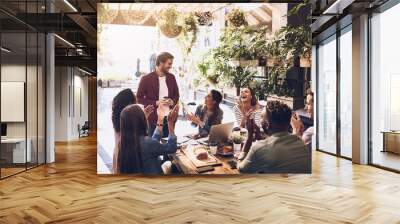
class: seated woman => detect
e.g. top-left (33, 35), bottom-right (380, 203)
top-left (116, 104), bottom-right (179, 174)
top-left (187, 89), bottom-right (223, 138)
top-left (233, 87), bottom-right (262, 128)
top-left (291, 89), bottom-right (314, 148)
top-left (111, 89), bottom-right (136, 174)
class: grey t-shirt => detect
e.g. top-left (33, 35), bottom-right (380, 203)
top-left (237, 132), bottom-right (311, 173)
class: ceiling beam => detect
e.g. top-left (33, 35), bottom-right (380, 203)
top-left (67, 13), bottom-right (97, 39)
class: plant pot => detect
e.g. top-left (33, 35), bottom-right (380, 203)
top-left (239, 59), bottom-right (258, 67)
top-left (266, 94), bottom-right (305, 110)
top-left (233, 143), bottom-right (242, 154)
top-left (159, 24), bottom-right (182, 38)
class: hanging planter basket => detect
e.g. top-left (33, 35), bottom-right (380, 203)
top-left (159, 24), bottom-right (182, 38)
top-left (195, 11), bottom-right (213, 26)
top-left (157, 7), bottom-right (183, 38)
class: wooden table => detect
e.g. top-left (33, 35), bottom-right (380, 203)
top-left (171, 145), bottom-right (239, 175)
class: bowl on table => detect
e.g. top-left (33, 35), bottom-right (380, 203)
top-left (217, 145), bottom-right (233, 156)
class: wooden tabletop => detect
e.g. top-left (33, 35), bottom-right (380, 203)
top-left (171, 146), bottom-right (239, 175)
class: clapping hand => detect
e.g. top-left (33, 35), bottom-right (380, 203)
top-left (186, 112), bottom-right (202, 126)
top-left (239, 108), bottom-right (255, 128)
top-left (165, 98), bottom-right (174, 106)
top-left (144, 105), bottom-right (154, 120)
top-left (291, 113), bottom-right (304, 136)
top-left (157, 103), bottom-right (170, 118)
top-left (244, 109), bottom-right (255, 120)
top-left (246, 117), bottom-right (256, 138)
top-left (157, 98), bottom-right (174, 107)
top-left (167, 104), bottom-right (180, 135)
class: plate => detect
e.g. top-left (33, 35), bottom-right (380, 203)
top-left (217, 150), bottom-right (233, 156)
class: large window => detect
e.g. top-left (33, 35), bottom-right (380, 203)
top-left (317, 35), bottom-right (337, 154)
top-left (370, 3), bottom-right (400, 171)
top-left (316, 25), bottom-right (353, 158)
top-left (0, 1), bottom-right (46, 179)
top-left (339, 26), bottom-right (352, 158)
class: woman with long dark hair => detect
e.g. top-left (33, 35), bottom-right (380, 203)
top-left (187, 89), bottom-right (223, 138)
top-left (233, 87), bottom-right (262, 128)
top-left (117, 104), bottom-right (179, 174)
top-left (111, 89), bottom-right (136, 174)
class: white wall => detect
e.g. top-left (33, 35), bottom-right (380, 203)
top-left (1, 63), bottom-right (46, 164)
top-left (1, 64), bottom-right (37, 138)
top-left (55, 67), bottom-right (89, 141)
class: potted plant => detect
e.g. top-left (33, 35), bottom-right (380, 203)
top-left (220, 65), bottom-right (256, 96)
top-left (218, 26), bottom-right (258, 66)
top-left (195, 54), bottom-right (220, 88)
top-left (260, 1), bottom-right (311, 110)
top-left (230, 132), bottom-right (245, 154)
top-left (248, 26), bottom-right (269, 65)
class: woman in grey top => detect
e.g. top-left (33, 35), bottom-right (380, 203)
top-left (187, 89), bottom-right (223, 139)
top-left (116, 104), bottom-right (179, 174)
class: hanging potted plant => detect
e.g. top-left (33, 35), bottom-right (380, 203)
top-left (157, 7), bottom-right (182, 38)
top-left (227, 8), bottom-right (248, 28)
top-left (195, 11), bottom-right (213, 26)
top-left (177, 13), bottom-right (199, 56)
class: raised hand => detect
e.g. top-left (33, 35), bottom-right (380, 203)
top-left (144, 105), bottom-right (154, 120)
top-left (157, 103), bottom-right (170, 118)
top-left (167, 104), bottom-right (180, 135)
top-left (246, 117), bottom-right (256, 137)
top-left (291, 113), bottom-right (304, 136)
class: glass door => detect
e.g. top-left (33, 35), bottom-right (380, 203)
top-left (1, 31), bottom-right (28, 178)
top-left (317, 35), bottom-right (337, 154)
top-left (370, 2), bottom-right (400, 171)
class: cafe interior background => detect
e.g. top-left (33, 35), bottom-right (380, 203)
top-left (96, 2), bottom-right (311, 174)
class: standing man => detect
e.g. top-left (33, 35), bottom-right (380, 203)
top-left (137, 52), bottom-right (180, 136)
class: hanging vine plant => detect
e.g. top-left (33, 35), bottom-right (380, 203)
top-left (97, 4), bottom-right (119, 54)
top-left (177, 13), bottom-right (199, 56)
top-left (157, 7), bottom-right (182, 38)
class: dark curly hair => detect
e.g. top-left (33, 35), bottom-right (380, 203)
top-left (112, 89), bottom-right (136, 133)
top-left (210, 89), bottom-right (223, 104)
top-left (265, 100), bottom-right (292, 126)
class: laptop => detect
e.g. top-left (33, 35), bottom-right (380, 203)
top-left (198, 122), bottom-right (234, 145)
